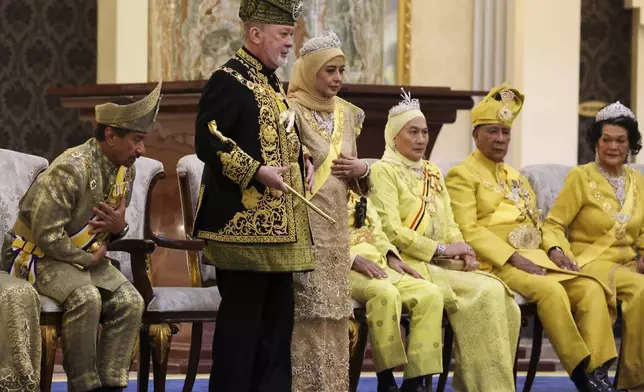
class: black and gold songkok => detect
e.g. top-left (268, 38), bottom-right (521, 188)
top-left (239, 0), bottom-right (303, 26)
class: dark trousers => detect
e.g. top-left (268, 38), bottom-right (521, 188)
top-left (209, 268), bottom-right (294, 392)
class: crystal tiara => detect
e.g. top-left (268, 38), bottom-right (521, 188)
top-left (300, 31), bottom-right (342, 57)
top-left (389, 88), bottom-right (421, 117)
top-left (595, 101), bottom-right (636, 122)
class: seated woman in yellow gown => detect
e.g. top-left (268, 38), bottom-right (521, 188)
top-left (543, 101), bottom-right (644, 391)
top-left (369, 91), bottom-right (521, 392)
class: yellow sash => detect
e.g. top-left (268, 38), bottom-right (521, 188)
top-left (575, 170), bottom-right (636, 267)
top-left (9, 166), bottom-right (128, 282)
top-left (307, 103), bottom-right (345, 199)
top-left (403, 162), bottom-right (433, 235)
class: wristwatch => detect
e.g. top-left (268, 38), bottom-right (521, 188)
top-left (110, 223), bottom-right (130, 242)
top-left (436, 243), bottom-right (447, 256)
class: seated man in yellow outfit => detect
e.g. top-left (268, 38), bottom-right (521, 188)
top-left (445, 83), bottom-right (618, 392)
top-left (348, 190), bottom-right (443, 392)
top-left (1, 83), bottom-right (162, 392)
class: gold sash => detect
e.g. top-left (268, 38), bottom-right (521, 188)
top-left (307, 103), bottom-right (345, 198)
top-left (9, 166), bottom-right (128, 283)
top-left (575, 170), bottom-right (636, 267)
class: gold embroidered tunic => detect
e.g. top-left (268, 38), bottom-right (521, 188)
top-left (1, 138), bottom-right (134, 303)
top-left (194, 47), bottom-right (314, 272)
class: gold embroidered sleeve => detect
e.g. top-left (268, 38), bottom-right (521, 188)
top-left (29, 161), bottom-right (93, 267)
top-left (542, 167), bottom-right (585, 256)
top-left (124, 165), bottom-right (136, 207)
top-left (209, 121), bottom-right (261, 189)
top-left (195, 70), bottom-right (262, 190)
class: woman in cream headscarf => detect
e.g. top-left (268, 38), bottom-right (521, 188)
top-left (287, 32), bottom-right (369, 391)
top-left (369, 91), bottom-right (522, 392)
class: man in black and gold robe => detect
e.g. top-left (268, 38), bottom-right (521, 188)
top-left (194, 1), bottom-right (315, 391)
top-left (1, 82), bottom-right (162, 392)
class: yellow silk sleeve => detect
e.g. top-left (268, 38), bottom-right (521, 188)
top-left (367, 197), bottom-right (401, 259)
top-left (542, 167), bottom-right (585, 257)
top-left (29, 162), bottom-right (93, 267)
top-left (438, 172), bottom-right (465, 243)
top-left (445, 165), bottom-right (516, 267)
top-left (370, 163), bottom-right (438, 262)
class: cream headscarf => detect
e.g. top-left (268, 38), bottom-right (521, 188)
top-left (381, 89), bottom-right (426, 169)
top-left (287, 32), bottom-right (346, 113)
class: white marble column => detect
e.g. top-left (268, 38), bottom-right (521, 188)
top-left (97, 0), bottom-right (148, 83)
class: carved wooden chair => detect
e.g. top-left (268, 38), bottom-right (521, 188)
top-left (174, 154), bottom-right (220, 392)
top-left (0, 149), bottom-right (157, 392)
top-left (133, 157), bottom-right (219, 392)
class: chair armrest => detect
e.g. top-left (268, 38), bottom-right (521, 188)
top-left (108, 239), bottom-right (156, 254)
top-left (150, 233), bottom-right (205, 251)
top-left (107, 239), bottom-right (156, 305)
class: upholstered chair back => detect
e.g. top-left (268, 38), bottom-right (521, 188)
top-left (106, 157), bottom-right (164, 281)
top-left (520, 164), bottom-right (573, 217)
top-left (176, 154), bottom-right (216, 285)
top-left (0, 149), bottom-right (48, 250)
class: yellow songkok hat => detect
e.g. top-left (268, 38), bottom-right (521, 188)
top-left (95, 80), bottom-right (162, 133)
top-left (471, 82), bottom-right (524, 127)
top-left (239, 0), bottom-right (303, 26)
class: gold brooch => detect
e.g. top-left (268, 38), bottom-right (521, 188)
top-left (90, 180), bottom-right (97, 190)
top-left (508, 225), bottom-right (542, 249)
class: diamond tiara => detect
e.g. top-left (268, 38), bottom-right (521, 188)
top-left (300, 31), bottom-right (342, 57)
top-left (595, 101), bottom-right (636, 122)
top-left (389, 88), bottom-right (421, 117)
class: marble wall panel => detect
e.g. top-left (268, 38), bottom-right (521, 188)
top-left (149, 0), bottom-right (400, 84)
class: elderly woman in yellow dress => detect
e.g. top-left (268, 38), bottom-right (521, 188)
top-left (369, 91), bottom-right (521, 392)
top-left (543, 101), bottom-right (644, 391)
top-left (286, 32), bottom-right (369, 392)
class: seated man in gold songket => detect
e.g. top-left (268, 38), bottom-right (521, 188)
top-left (0, 271), bottom-right (41, 392)
top-left (446, 83), bottom-right (617, 392)
top-left (370, 91), bottom-right (520, 392)
top-left (348, 190), bottom-right (443, 392)
top-left (1, 83), bottom-right (162, 392)
top-left (543, 101), bottom-right (644, 391)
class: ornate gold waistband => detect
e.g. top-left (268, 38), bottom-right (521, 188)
top-left (349, 226), bottom-right (375, 247)
top-left (508, 225), bottom-right (542, 249)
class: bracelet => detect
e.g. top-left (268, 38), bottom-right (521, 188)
top-left (358, 161), bottom-right (370, 179)
top-left (436, 243), bottom-right (447, 256)
top-left (548, 246), bottom-right (563, 256)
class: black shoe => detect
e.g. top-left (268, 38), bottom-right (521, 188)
top-left (571, 361), bottom-right (603, 392)
top-left (591, 365), bottom-right (616, 392)
top-left (400, 377), bottom-right (425, 392)
top-left (377, 384), bottom-right (400, 392)
top-left (377, 369), bottom-right (399, 392)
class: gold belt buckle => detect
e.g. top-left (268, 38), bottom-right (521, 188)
top-left (508, 225), bottom-right (542, 249)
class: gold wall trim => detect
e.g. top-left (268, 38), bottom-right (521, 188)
top-left (579, 100), bottom-right (608, 118)
top-left (397, 0), bottom-right (412, 85)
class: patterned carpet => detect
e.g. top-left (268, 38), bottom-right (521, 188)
top-left (51, 375), bottom-right (581, 391)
